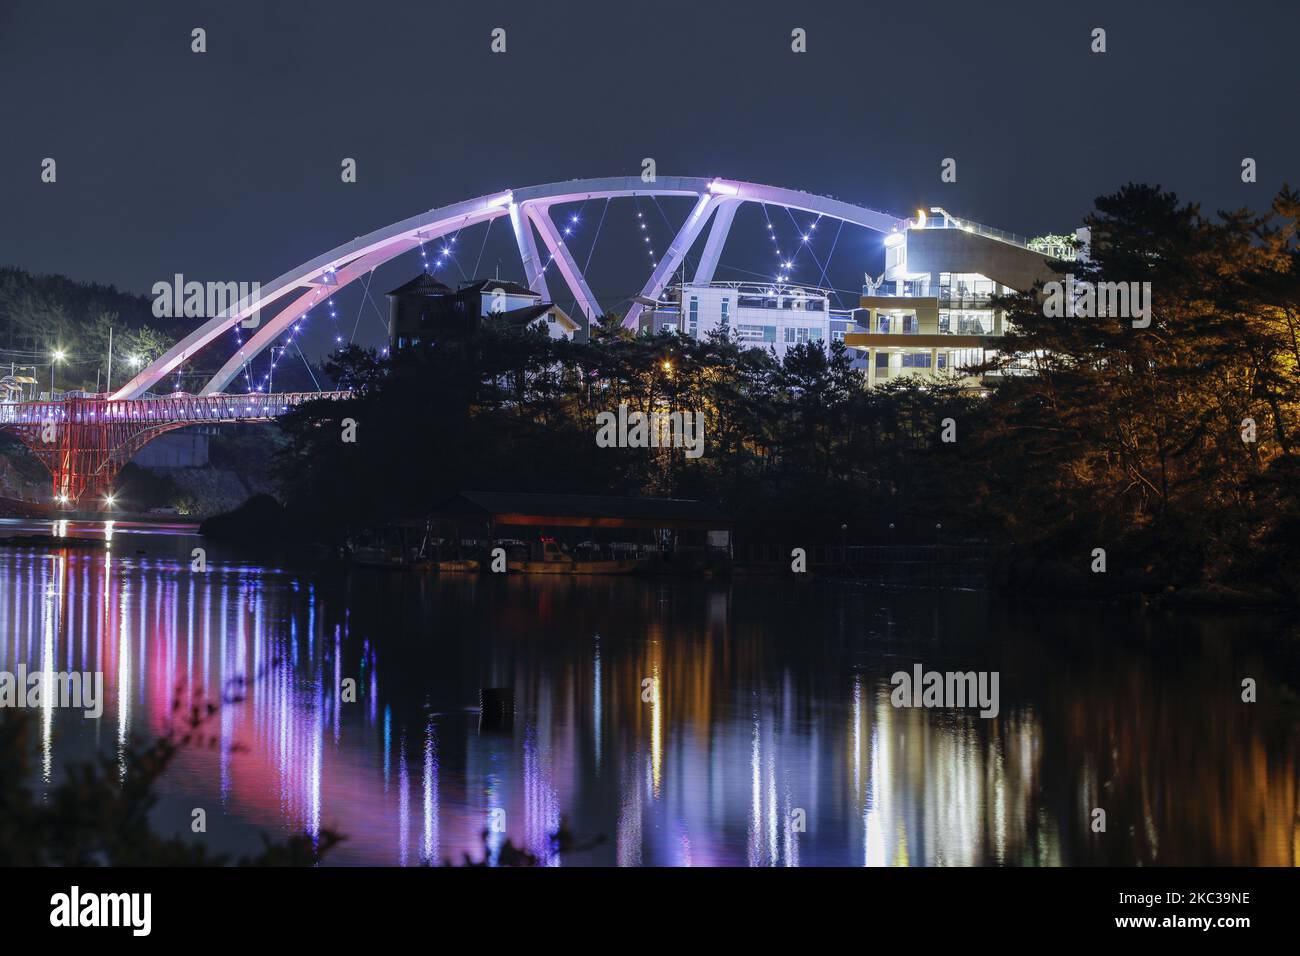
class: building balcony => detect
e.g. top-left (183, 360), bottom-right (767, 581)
top-left (843, 332), bottom-right (992, 350)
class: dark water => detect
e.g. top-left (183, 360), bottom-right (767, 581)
top-left (2, 519), bottom-right (1297, 866)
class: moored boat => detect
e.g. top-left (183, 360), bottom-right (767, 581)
top-left (507, 538), bottom-right (643, 575)
top-left (437, 558), bottom-right (480, 572)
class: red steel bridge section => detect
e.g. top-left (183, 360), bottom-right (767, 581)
top-left (0, 391), bottom-right (350, 508)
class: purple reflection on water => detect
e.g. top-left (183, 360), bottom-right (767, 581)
top-left (1, 526), bottom-right (1297, 867)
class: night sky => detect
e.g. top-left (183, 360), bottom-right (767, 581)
top-left (2, 0), bottom-right (1296, 365)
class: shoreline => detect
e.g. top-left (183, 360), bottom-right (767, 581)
top-left (1, 518), bottom-right (1293, 612)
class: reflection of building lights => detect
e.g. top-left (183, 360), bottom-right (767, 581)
top-left (593, 634), bottom-right (602, 771)
top-left (41, 556), bottom-right (63, 782)
top-left (650, 664), bottom-right (662, 798)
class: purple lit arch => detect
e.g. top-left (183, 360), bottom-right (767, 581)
top-left (111, 176), bottom-right (903, 399)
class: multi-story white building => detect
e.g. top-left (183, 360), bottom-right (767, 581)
top-left (647, 281), bottom-right (840, 360)
top-left (638, 209), bottom-right (1078, 388)
top-left (849, 207), bottom-right (1079, 386)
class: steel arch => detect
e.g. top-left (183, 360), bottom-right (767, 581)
top-left (111, 177), bottom-right (902, 399)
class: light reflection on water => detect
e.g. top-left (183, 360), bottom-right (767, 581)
top-left (0, 524), bottom-right (1297, 867)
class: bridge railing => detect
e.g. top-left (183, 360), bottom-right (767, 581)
top-left (0, 390), bottom-right (352, 426)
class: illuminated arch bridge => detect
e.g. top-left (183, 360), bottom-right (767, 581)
top-left (2, 176), bottom-right (905, 507)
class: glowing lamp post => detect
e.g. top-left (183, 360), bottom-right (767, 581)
top-left (50, 349), bottom-right (66, 396)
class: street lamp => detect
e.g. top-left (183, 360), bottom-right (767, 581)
top-left (50, 349), bottom-right (66, 396)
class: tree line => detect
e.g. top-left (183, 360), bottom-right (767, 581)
top-left (273, 184), bottom-right (1300, 601)
top-left (0, 266), bottom-right (172, 388)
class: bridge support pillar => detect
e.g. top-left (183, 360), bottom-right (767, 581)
top-left (692, 199), bottom-right (740, 285)
top-left (623, 193), bottom-right (721, 331)
top-left (526, 204), bottom-right (604, 321)
top-left (510, 202), bottom-right (550, 300)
